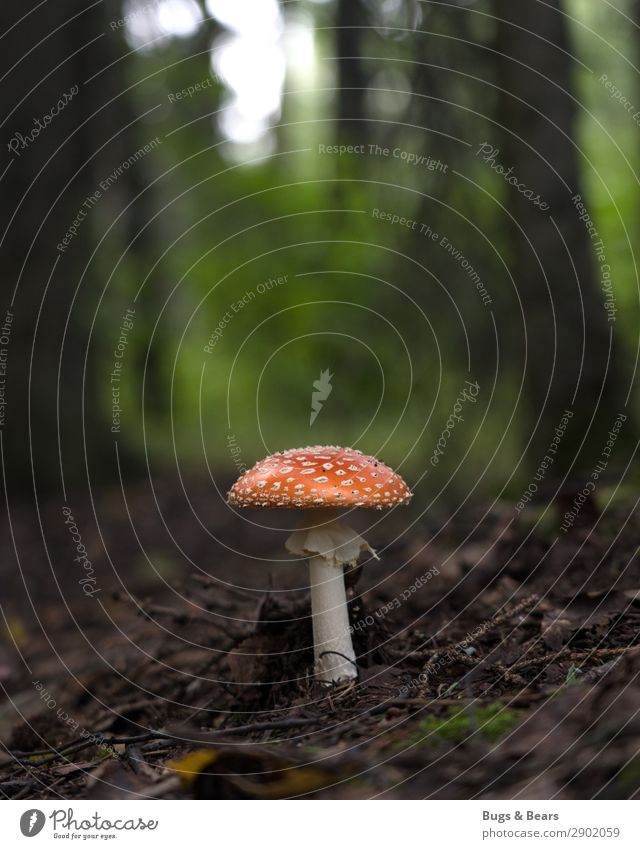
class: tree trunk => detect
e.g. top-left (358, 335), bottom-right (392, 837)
top-left (494, 0), bottom-right (637, 486)
top-left (0, 2), bottom-right (135, 494)
top-left (335, 0), bottom-right (368, 143)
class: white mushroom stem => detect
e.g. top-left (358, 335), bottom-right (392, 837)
top-left (285, 509), bottom-right (377, 684)
top-left (308, 555), bottom-right (356, 683)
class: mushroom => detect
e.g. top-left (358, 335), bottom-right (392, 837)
top-left (227, 445), bottom-right (412, 685)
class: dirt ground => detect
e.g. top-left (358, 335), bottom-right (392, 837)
top-left (1, 476), bottom-right (639, 800)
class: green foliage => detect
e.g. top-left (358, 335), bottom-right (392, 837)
top-left (401, 702), bottom-right (521, 747)
top-left (565, 663), bottom-right (584, 686)
top-left (94, 2), bottom-right (638, 498)
top-left (569, 0), bottom-right (640, 347)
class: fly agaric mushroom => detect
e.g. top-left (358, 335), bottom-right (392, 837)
top-left (227, 445), bottom-right (412, 684)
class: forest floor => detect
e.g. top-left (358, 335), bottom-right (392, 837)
top-left (1, 477), bottom-right (639, 800)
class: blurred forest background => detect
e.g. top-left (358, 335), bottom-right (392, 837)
top-left (3, 0), bottom-right (640, 803)
top-left (1, 0), bottom-right (639, 508)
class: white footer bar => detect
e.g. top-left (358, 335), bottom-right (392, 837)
top-left (0, 799), bottom-right (636, 848)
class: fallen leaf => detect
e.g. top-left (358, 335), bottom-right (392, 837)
top-left (167, 747), bottom-right (348, 799)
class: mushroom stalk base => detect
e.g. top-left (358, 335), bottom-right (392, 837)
top-left (285, 512), bottom-right (376, 684)
top-left (308, 555), bottom-right (357, 684)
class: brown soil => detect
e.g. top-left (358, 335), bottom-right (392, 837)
top-left (1, 478), bottom-right (639, 799)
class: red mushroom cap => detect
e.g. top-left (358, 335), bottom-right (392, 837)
top-left (227, 445), bottom-right (412, 510)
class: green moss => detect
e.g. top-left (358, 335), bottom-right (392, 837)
top-left (618, 756), bottom-right (640, 794)
top-left (97, 745), bottom-right (117, 760)
top-left (565, 663), bottom-right (583, 686)
top-left (402, 702), bottom-right (521, 747)
top-left (27, 752), bottom-right (55, 763)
